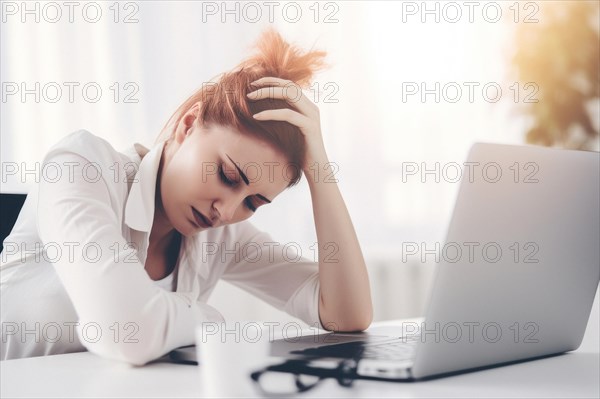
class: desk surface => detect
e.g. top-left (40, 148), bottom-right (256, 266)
top-left (2, 319), bottom-right (599, 398)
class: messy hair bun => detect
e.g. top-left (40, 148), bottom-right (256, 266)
top-left (237, 27), bottom-right (328, 87)
top-left (158, 27), bottom-right (329, 187)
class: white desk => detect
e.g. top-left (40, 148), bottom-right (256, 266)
top-left (2, 319), bottom-right (599, 398)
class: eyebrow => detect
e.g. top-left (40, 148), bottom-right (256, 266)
top-left (225, 154), bottom-right (272, 204)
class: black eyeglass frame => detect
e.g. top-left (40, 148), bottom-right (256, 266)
top-left (250, 358), bottom-right (360, 395)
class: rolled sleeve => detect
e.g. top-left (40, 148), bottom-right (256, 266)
top-left (36, 147), bottom-right (217, 366)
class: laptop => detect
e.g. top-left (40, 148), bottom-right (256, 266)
top-left (170, 142), bottom-right (600, 381)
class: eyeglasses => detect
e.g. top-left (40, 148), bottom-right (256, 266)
top-left (250, 358), bottom-right (359, 396)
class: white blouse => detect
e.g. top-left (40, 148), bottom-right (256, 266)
top-left (0, 130), bottom-right (324, 365)
top-left (152, 264), bottom-right (177, 292)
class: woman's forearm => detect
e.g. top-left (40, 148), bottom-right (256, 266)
top-left (305, 148), bottom-right (373, 332)
top-left (247, 77), bottom-right (372, 331)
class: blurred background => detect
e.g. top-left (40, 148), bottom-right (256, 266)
top-left (1, 1), bottom-right (598, 336)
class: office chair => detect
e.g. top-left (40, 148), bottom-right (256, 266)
top-left (0, 193), bottom-right (27, 254)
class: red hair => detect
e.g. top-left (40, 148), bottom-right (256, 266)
top-left (157, 28), bottom-right (328, 187)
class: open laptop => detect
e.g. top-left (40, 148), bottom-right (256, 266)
top-left (170, 142), bottom-right (600, 381)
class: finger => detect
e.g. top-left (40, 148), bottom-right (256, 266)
top-left (253, 108), bottom-right (311, 131)
top-left (250, 77), bottom-right (318, 113)
top-left (247, 87), bottom-right (315, 116)
top-left (250, 77), bottom-right (294, 88)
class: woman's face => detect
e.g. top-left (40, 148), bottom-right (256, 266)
top-left (158, 111), bottom-right (292, 236)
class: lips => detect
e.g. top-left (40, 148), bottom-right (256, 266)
top-left (192, 207), bottom-right (213, 228)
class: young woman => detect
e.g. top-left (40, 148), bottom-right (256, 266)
top-left (0, 28), bottom-right (372, 365)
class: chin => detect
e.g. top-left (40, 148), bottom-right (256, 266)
top-left (179, 223), bottom-right (199, 237)
top-left (165, 215), bottom-right (193, 238)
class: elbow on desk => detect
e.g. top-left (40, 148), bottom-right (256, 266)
top-left (319, 307), bottom-right (373, 332)
top-left (82, 336), bottom-right (164, 367)
top-left (321, 319), bottom-right (372, 333)
top-left (73, 290), bottom-right (196, 366)
top-left (319, 294), bottom-right (373, 332)
top-left (76, 315), bottom-right (170, 367)
top-left (82, 330), bottom-right (163, 366)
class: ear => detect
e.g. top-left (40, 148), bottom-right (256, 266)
top-left (184, 101), bottom-right (203, 131)
top-left (174, 101), bottom-right (203, 144)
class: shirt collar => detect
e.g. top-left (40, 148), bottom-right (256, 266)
top-left (124, 140), bottom-right (165, 232)
top-left (122, 140), bottom-right (211, 282)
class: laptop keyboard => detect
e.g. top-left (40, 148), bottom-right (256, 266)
top-left (360, 337), bottom-right (418, 361)
top-left (290, 335), bottom-right (419, 361)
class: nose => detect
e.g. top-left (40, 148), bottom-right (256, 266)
top-left (213, 196), bottom-right (239, 223)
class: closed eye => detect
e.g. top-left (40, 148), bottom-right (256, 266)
top-left (245, 197), bottom-right (257, 212)
top-left (219, 164), bottom-right (258, 212)
top-left (219, 164), bottom-right (237, 187)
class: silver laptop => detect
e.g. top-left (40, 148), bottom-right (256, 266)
top-left (170, 142), bottom-right (600, 381)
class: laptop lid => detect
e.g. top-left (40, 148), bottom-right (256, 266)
top-left (411, 143), bottom-right (600, 379)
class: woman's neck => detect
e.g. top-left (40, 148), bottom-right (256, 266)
top-left (150, 143), bottom-right (177, 251)
top-left (149, 210), bottom-right (176, 251)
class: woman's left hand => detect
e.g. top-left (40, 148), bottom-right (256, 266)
top-left (247, 77), bottom-right (328, 170)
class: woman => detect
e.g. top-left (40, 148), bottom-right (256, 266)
top-left (0, 28), bottom-right (372, 365)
